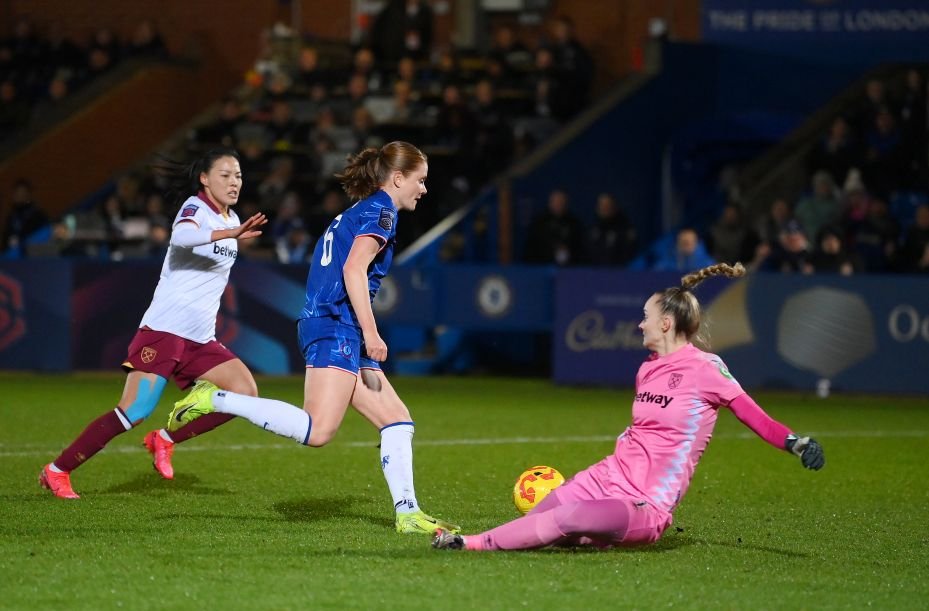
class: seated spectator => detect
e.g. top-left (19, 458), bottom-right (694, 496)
top-left (196, 96), bottom-right (247, 148)
top-left (421, 47), bottom-right (462, 95)
top-left (0, 80), bottom-right (31, 134)
top-left (840, 168), bottom-right (871, 229)
top-left (523, 188), bottom-right (586, 266)
top-left (850, 78), bottom-right (889, 135)
top-left (307, 188), bottom-right (348, 239)
top-left (808, 116), bottom-right (860, 188)
top-left (707, 203), bottom-right (759, 265)
top-left (350, 106), bottom-right (383, 151)
top-left (275, 218), bottom-right (314, 264)
top-left (351, 46), bottom-right (385, 94)
top-left (293, 46), bottom-right (335, 92)
top-left (257, 155), bottom-right (296, 212)
top-left (795, 170), bottom-right (842, 243)
top-left (330, 73), bottom-right (370, 124)
top-left (803, 226), bottom-right (859, 275)
top-left (898, 203), bottom-right (929, 273)
top-left (587, 192), bottom-right (637, 266)
top-left (651, 227), bottom-right (715, 272)
top-left (392, 55), bottom-right (424, 92)
top-left (269, 190), bottom-right (306, 243)
top-left (368, 0), bottom-right (434, 65)
top-left (487, 24), bottom-right (533, 78)
top-left (756, 197), bottom-right (795, 246)
top-left (758, 220), bottom-right (811, 273)
top-left (265, 98), bottom-right (306, 152)
top-left (862, 107), bottom-right (904, 199)
top-left (44, 22), bottom-right (84, 78)
top-left (376, 79), bottom-right (419, 124)
top-left (127, 20), bottom-right (167, 58)
top-left (547, 15), bottom-right (594, 116)
top-left (896, 69), bottom-right (928, 187)
top-left (849, 197), bottom-right (899, 273)
top-left (2, 179), bottom-right (49, 255)
top-left (145, 218), bottom-right (170, 259)
top-left (471, 78), bottom-right (515, 181)
top-left (513, 47), bottom-right (570, 154)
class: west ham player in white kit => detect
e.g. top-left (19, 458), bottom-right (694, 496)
top-left (40, 149), bottom-right (267, 499)
top-left (433, 262), bottom-right (825, 551)
top-left (167, 141), bottom-right (459, 535)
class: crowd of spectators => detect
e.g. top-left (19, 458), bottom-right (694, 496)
top-left (2, 8), bottom-right (596, 264)
top-left (745, 69), bottom-right (929, 275)
top-left (0, 18), bottom-right (167, 140)
top-left (617, 68), bottom-right (929, 275)
top-left (4, 12), bottom-right (926, 277)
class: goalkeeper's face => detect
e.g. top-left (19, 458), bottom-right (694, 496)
top-left (639, 294), bottom-right (668, 351)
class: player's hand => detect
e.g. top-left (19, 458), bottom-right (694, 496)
top-left (233, 212), bottom-right (268, 240)
top-left (785, 434), bottom-right (825, 470)
top-left (363, 331), bottom-right (387, 362)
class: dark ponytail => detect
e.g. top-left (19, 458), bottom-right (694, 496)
top-left (151, 147), bottom-right (240, 209)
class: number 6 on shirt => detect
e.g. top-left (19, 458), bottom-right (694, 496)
top-left (320, 215), bottom-right (342, 266)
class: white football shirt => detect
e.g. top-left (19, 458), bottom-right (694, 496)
top-left (139, 194), bottom-right (241, 343)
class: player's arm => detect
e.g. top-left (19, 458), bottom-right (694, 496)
top-left (343, 235), bottom-right (387, 361)
top-left (727, 393), bottom-right (825, 470)
top-left (170, 213), bottom-right (267, 247)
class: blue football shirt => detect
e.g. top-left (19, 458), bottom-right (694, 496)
top-left (299, 189), bottom-right (397, 327)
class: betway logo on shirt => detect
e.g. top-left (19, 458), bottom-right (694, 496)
top-left (635, 391), bottom-right (673, 408)
top-left (213, 242), bottom-right (237, 259)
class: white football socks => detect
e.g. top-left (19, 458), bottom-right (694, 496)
top-left (213, 391), bottom-right (311, 444)
top-left (380, 422), bottom-right (419, 513)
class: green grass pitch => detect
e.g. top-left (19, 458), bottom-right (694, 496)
top-left (1, 372), bottom-right (927, 610)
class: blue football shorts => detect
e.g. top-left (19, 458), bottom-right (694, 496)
top-left (297, 317), bottom-right (381, 375)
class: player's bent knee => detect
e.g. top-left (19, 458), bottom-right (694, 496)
top-left (122, 375), bottom-right (168, 424)
top-left (306, 426), bottom-right (338, 447)
top-left (227, 379), bottom-right (258, 396)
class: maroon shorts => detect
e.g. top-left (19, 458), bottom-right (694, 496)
top-left (122, 328), bottom-right (237, 390)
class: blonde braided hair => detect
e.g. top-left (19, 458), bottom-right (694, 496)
top-left (656, 262), bottom-right (746, 346)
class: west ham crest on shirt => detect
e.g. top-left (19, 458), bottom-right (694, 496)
top-left (668, 373), bottom-right (683, 389)
top-left (378, 208), bottom-right (394, 231)
top-left (181, 204), bottom-right (199, 218)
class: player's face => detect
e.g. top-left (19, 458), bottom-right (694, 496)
top-left (201, 156), bottom-right (242, 209)
top-left (394, 162), bottom-right (428, 211)
top-left (639, 294), bottom-right (667, 351)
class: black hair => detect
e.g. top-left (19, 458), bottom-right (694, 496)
top-left (151, 147), bottom-right (240, 208)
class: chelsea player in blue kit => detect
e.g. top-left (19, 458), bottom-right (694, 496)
top-left (169, 141), bottom-right (458, 535)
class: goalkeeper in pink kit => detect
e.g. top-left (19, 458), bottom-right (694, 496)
top-left (433, 262), bottom-right (825, 551)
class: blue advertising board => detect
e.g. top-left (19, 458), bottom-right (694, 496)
top-left (0, 260), bottom-right (71, 371)
top-left (2, 260), bottom-right (926, 394)
top-left (554, 270), bottom-right (929, 394)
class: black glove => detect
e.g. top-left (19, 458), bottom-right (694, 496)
top-left (785, 434), bottom-right (825, 470)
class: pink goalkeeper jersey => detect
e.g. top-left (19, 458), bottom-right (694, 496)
top-left (608, 343), bottom-right (745, 513)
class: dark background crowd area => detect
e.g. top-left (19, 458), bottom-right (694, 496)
top-left (1, 7), bottom-right (595, 264)
top-left (1, 4), bottom-right (928, 276)
top-left (0, 17), bottom-right (168, 139)
top-left (514, 66), bottom-right (929, 275)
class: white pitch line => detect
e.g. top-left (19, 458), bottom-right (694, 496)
top-left (0, 430), bottom-right (926, 458)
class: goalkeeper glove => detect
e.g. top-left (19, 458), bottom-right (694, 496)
top-left (785, 434), bottom-right (825, 470)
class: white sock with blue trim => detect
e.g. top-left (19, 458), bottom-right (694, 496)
top-left (213, 391), bottom-right (312, 444)
top-left (380, 422), bottom-right (419, 513)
